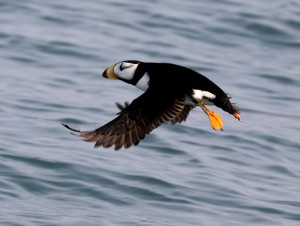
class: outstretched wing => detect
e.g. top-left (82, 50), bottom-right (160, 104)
top-left (170, 105), bottom-right (195, 124)
top-left (63, 88), bottom-right (185, 150)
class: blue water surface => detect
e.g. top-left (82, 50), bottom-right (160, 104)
top-left (1, 0), bottom-right (300, 225)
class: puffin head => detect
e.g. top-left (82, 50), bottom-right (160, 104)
top-left (102, 60), bottom-right (140, 84)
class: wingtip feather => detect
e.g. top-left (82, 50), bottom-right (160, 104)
top-left (61, 123), bottom-right (81, 133)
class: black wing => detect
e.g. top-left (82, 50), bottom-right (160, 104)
top-left (170, 105), bottom-right (195, 124)
top-left (63, 88), bottom-right (185, 150)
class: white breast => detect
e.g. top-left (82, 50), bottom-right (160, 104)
top-left (135, 72), bottom-right (150, 91)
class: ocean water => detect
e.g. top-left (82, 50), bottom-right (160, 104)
top-left (1, 0), bottom-right (300, 225)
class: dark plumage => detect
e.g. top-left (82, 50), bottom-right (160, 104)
top-left (63, 61), bottom-right (240, 150)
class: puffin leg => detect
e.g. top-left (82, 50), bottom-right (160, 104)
top-left (197, 100), bottom-right (223, 130)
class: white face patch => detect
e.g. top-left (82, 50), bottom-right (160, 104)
top-left (114, 62), bottom-right (138, 81)
top-left (135, 72), bottom-right (149, 91)
top-left (192, 89), bottom-right (216, 105)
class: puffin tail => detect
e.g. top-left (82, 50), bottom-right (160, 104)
top-left (213, 95), bottom-right (240, 121)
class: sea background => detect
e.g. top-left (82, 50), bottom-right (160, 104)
top-left (1, 0), bottom-right (300, 225)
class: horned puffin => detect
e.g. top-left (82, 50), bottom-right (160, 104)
top-left (63, 60), bottom-right (240, 150)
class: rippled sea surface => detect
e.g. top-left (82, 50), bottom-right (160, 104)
top-left (1, 0), bottom-right (300, 225)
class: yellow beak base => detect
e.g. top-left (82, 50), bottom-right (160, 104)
top-left (103, 64), bottom-right (118, 80)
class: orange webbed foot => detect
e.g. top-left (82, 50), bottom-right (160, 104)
top-left (233, 112), bottom-right (241, 121)
top-left (207, 110), bottom-right (223, 130)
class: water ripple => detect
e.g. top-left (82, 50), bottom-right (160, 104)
top-left (1, 0), bottom-right (300, 225)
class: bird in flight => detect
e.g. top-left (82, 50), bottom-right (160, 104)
top-left (63, 60), bottom-right (240, 150)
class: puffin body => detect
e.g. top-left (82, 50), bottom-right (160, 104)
top-left (63, 60), bottom-right (240, 150)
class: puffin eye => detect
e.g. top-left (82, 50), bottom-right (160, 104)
top-left (120, 62), bottom-right (133, 71)
top-left (119, 63), bottom-right (124, 71)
